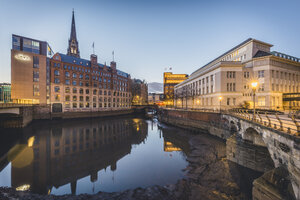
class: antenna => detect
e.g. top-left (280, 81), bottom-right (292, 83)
top-left (92, 42), bottom-right (95, 55)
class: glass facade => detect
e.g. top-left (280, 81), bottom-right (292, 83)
top-left (0, 84), bottom-right (11, 103)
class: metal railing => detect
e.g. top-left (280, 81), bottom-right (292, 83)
top-left (227, 109), bottom-right (300, 136)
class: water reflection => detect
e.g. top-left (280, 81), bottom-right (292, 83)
top-left (0, 117), bottom-right (188, 195)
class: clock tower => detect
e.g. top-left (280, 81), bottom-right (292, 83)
top-left (67, 10), bottom-right (80, 58)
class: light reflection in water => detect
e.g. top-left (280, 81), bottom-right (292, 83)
top-left (0, 117), bottom-right (188, 195)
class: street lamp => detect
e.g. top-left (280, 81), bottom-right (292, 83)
top-left (251, 81), bottom-right (258, 121)
top-left (218, 96), bottom-right (222, 113)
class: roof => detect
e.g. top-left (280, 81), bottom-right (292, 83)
top-left (190, 38), bottom-right (273, 76)
top-left (253, 50), bottom-right (272, 58)
top-left (58, 53), bottom-right (90, 67)
top-left (55, 53), bottom-right (130, 78)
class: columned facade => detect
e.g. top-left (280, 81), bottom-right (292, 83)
top-left (175, 38), bottom-right (300, 111)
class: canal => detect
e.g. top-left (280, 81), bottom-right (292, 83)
top-left (0, 115), bottom-right (262, 199)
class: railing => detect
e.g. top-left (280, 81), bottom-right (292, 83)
top-left (0, 103), bottom-right (34, 108)
top-left (227, 109), bottom-right (300, 136)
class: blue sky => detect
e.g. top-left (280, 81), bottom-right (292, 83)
top-left (0, 0), bottom-right (299, 83)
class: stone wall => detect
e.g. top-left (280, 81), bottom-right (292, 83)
top-left (159, 109), bottom-right (232, 139)
top-left (252, 167), bottom-right (296, 200)
top-left (226, 134), bottom-right (274, 172)
top-left (0, 107), bottom-right (135, 128)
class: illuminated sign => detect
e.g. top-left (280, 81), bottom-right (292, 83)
top-left (15, 54), bottom-right (31, 61)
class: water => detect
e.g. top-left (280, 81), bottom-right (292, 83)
top-left (0, 116), bottom-right (188, 195)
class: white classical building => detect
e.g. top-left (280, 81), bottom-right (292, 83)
top-left (174, 38), bottom-right (300, 111)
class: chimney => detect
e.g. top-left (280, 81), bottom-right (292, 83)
top-left (90, 54), bottom-right (97, 65)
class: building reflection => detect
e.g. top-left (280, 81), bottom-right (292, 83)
top-left (161, 126), bottom-right (190, 155)
top-left (164, 141), bottom-right (182, 152)
top-left (9, 117), bottom-right (148, 194)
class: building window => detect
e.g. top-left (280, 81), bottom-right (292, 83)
top-left (65, 95), bottom-right (70, 101)
top-left (258, 70), bottom-right (264, 78)
top-left (54, 86), bottom-right (60, 92)
top-left (85, 75), bottom-right (89, 80)
top-left (33, 71), bottom-right (39, 82)
top-left (54, 78), bottom-right (60, 84)
top-left (72, 80), bottom-right (77, 86)
top-left (65, 87), bottom-right (70, 93)
top-left (80, 96), bottom-right (84, 101)
top-left (79, 89), bottom-right (84, 94)
top-left (73, 96), bottom-right (77, 101)
top-left (73, 88), bottom-right (77, 93)
top-left (244, 71), bottom-right (249, 78)
top-left (86, 96), bottom-right (90, 102)
top-left (79, 81), bottom-right (83, 86)
top-left (86, 89), bottom-right (89, 94)
top-left (227, 98), bottom-right (230, 105)
top-left (33, 85), bottom-right (39, 96)
top-left (12, 35), bottom-right (20, 50)
top-left (55, 94), bottom-right (60, 101)
top-left (33, 56), bottom-right (39, 68)
top-left (227, 71), bottom-right (236, 78)
top-left (65, 71), bottom-right (70, 77)
top-left (73, 103), bottom-right (77, 108)
top-left (54, 70), bottom-right (60, 76)
top-left (73, 73), bottom-right (77, 78)
top-left (65, 79), bottom-right (70, 85)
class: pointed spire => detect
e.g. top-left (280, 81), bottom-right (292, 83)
top-left (67, 9), bottom-right (80, 58)
top-left (70, 9), bottom-right (77, 40)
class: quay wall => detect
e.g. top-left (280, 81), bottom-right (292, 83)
top-left (158, 109), bottom-right (232, 139)
top-left (0, 106), bottom-right (135, 128)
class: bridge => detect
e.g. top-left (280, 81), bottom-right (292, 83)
top-left (222, 110), bottom-right (300, 199)
top-left (159, 107), bottom-right (300, 199)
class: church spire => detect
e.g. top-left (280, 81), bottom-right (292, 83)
top-left (67, 9), bottom-right (80, 58)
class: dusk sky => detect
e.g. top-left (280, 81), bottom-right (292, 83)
top-left (0, 0), bottom-right (299, 83)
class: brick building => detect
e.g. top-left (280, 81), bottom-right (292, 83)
top-left (11, 11), bottom-right (132, 112)
top-left (131, 79), bottom-right (148, 105)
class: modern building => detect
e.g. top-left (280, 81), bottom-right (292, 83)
top-left (163, 72), bottom-right (188, 106)
top-left (11, 35), bottom-right (52, 104)
top-left (131, 79), bottom-right (148, 105)
top-left (11, 11), bottom-right (132, 112)
top-left (174, 38), bottom-right (300, 111)
top-left (0, 83), bottom-right (11, 103)
top-left (148, 93), bottom-right (164, 105)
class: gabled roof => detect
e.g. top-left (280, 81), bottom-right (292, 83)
top-left (253, 50), bottom-right (272, 58)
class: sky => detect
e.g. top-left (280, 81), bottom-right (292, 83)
top-left (0, 0), bottom-right (300, 83)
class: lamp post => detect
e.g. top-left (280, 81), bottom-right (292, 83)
top-left (218, 96), bottom-right (222, 113)
top-left (251, 81), bottom-right (258, 121)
